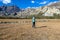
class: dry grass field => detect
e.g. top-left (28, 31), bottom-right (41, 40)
top-left (0, 19), bottom-right (60, 40)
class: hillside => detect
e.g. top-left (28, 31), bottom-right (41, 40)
top-left (48, 2), bottom-right (60, 9)
top-left (0, 2), bottom-right (60, 18)
top-left (0, 5), bottom-right (21, 16)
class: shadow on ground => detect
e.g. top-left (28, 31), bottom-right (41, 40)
top-left (34, 26), bottom-right (47, 28)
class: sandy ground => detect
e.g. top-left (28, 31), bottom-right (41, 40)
top-left (0, 19), bottom-right (60, 40)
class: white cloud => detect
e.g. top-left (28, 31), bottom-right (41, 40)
top-left (47, 1), bottom-right (58, 6)
top-left (0, 0), bottom-right (11, 4)
top-left (31, 0), bottom-right (35, 3)
top-left (26, 6), bottom-right (38, 9)
top-left (53, 1), bottom-right (57, 3)
top-left (47, 2), bottom-right (53, 6)
top-left (27, 6), bottom-right (31, 8)
top-left (39, 1), bottom-right (47, 4)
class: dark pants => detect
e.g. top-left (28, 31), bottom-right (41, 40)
top-left (32, 22), bottom-right (35, 28)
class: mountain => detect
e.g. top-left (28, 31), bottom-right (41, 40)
top-left (20, 1), bottom-right (60, 17)
top-left (0, 5), bottom-right (21, 16)
top-left (48, 2), bottom-right (60, 9)
top-left (0, 2), bottom-right (60, 18)
top-left (17, 7), bottom-right (42, 18)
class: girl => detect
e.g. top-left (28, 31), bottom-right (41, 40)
top-left (32, 16), bottom-right (35, 28)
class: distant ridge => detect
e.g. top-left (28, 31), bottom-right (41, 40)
top-left (0, 2), bottom-right (60, 18)
top-left (0, 5), bottom-right (21, 16)
top-left (48, 1), bottom-right (60, 9)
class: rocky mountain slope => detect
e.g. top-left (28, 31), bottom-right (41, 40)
top-left (48, 1), bottom-right (60, 9)
top-left (0, 5), bottom-right (21, 16)
top-left (19, 1), bottom-right (60, 17)
top-left (0, 2), bottom-right (60, 18)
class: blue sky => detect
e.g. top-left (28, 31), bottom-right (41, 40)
top-left (0, 0), bottom-right (59, 8)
